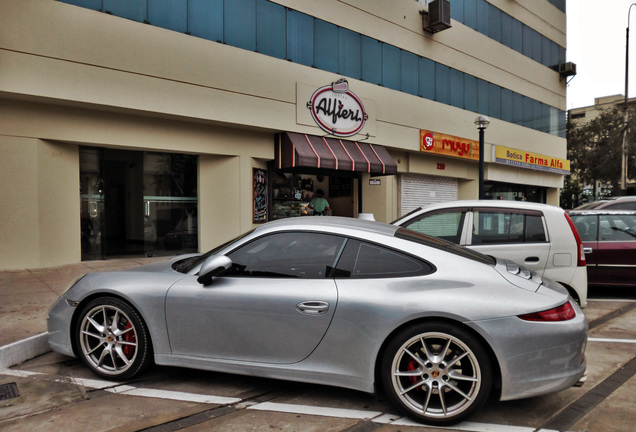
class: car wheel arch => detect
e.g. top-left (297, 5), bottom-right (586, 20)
top-left (373, 317), bottom-right (502, 400)
top-left (70, 293), bottom-right (155, 359)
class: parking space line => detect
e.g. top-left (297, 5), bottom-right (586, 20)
top-left (248, 401), bottom-right (383, 420)
top-left (588, 337), bottom-right (636, 344)
top-left (106, 385), bottom-right (241, 405)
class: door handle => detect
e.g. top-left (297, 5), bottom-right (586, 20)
top-left (296, 301), bottom-right (330, 315)
top-left (524, 256), bottom-right (540, 263)
top-left (583, 247), bottom-right (593, 254)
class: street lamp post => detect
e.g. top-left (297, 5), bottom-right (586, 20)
top-left (622, 4), bottom-right (636, 195)
top-left (475, 115), bottom-right (490, 200)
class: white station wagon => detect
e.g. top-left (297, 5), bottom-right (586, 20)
top-left (392, 200), bottom-right (588, 307)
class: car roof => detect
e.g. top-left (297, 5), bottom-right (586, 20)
top-left (407, 200), bottom-right (563, 213)
top-left (254, 216), bottom-right (399, 237)
top-left (573, 196), bottom-right (636, 209)
top-left (568, 209), bottom-right (636, 216)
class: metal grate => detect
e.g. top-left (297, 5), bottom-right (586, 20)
top-left (0, 382), bottom-right (19, 401)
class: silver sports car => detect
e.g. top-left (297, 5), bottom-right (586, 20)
top-left (48, 217), bottom-right (587, 426)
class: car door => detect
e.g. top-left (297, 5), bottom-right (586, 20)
top-left (593, 213), bottom-right (636, 286)
top-left (466, 208), bottom-right (551, 274)
top-left (570, 214), bottom-right (599, 284)
top-left (165, 231), bottom-right (344, 364)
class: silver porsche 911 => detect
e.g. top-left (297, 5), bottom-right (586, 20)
top-left (48, 217), bottom-right (587, 426)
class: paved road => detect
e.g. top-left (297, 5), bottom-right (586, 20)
top-left (1, 287), bottom-right (635, 432)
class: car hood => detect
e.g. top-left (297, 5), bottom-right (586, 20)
top-left (123, 255), bottom-right (198, 273)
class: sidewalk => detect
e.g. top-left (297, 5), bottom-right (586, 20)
top-left (0, 257), bottom-right (165, 368)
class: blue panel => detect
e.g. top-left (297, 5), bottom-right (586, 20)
top-left (500, 12), bottom-right (512, 48)
top-left (541, 36), bottom-right (551, 66)
top-left (477, 78), bottom-right (489, 115)
top-left (225, 0), bottom-right (257, 51)
top-left (361, 36), bottom-right (382, 84)
top-left (339, 28), bottom-right (361, 79)
top-left (532, 30), bottom-right (543, 63)
top-left (512, 19), bottom-right (523, 52)
top-left (488, 7), bottom-right (501, 43)
top-left (61, 0), bottom-right (101, 10)
top-left (550, 41), bottom-right (559, 67)
top-left (382, 45), bottom-right (401, 91)
top-left (463, 0), bottom-right (477, 29)
top-left (256, 0), bottom-right (286, 59)
top-left (314, 20), bottom-right (339, 73)
top-left (104, 0), bottom-right (146, 22)
top-left (522, 25), bottom-right (533, 58)
top-left (450, 68), bottom-right (464, 108)
top-left (148, 0), bottom-right (187, 33)
top-left (435, 63), bottom-right (450, 104)
top-left (476, 0), bottom-right (489, 34)
top-left (451, 0), bottom-right (464, 23)
top-left (489, 83), bottom-right (501, 119)
top-left (287, 11), bottom-right (313, 66)
top-left (522, 96), bottom-right (533, 128)
top-left (401, 51), bottom-right (419, 96)
top-left (501, 89), bottom-right (512, 122)
top-left (418, 57), bottom-right (435, 100)
top-left (464, 74), bottom-right (477, 112)
top-left (533, 100), bottom-right (545, 131)
top-left (512, 92), bottom-right (523, 124)
top-left (188, 0), bottom-right (223, 42)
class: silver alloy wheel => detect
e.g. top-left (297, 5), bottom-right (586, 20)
top-left (390, 331), bottom-right (482, 420)
top-left (78, 304), bottom-right (139, 376)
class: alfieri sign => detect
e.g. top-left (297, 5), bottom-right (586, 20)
top-left (307, 78), bottom-right (368, 138)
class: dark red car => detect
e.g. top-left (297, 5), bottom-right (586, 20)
top-left (568, 210), bottom-right (636, 287)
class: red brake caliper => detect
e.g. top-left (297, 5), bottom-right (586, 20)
top-left (407, 360), bottom-right (422, 390)
top-left (122, 322), bottom-right (136, 358)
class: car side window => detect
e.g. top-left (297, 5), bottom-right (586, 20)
top-left (599, 215), bottom-right (636, 241)
top-left (225, 232), bottom-right (346, 278)
top-left (603, 202), bottom-right (636, 210)
top-left (570, 215), bottom-right (598, 242)
top-left (472, 210), bottom-right (546, 245)
top-left (400, 210), bottom-right (465, 243)
top-left (334, 239), bottom-right (434, 278)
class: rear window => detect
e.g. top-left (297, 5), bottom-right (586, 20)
top-left (396, 228), bottom-right (496, 266)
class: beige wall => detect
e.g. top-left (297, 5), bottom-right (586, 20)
top-left (0, 137), bottom-right (79, 269)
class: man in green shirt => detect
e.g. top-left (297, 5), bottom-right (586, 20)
top-left (309, 189), bottom-right (330, 216)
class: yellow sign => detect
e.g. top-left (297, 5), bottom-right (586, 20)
top-left (420, 130), bottom-right (479, 161)
top-left (495, 146), bottom-right (570, 174)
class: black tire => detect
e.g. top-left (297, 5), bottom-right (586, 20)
top-left (75, 296), bottom-right (153, 380)
top-left (381, 321), bottom-right (492, 426)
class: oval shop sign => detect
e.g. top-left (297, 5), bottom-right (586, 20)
top-left (307, 78), bottom-right (368, 138)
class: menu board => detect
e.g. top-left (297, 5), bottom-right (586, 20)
top-left (253, 168), bottom-right (267, 223)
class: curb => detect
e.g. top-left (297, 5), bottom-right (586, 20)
top-left (0, 333), bottom-right (51, 369)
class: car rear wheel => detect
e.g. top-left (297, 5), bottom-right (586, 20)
top-left (76, 297), bottom-right (152, 380)
top-left (381, 322), bottom-right (492, 426)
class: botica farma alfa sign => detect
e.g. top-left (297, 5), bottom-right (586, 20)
top-left (307, 78), bottom-right (368, 137)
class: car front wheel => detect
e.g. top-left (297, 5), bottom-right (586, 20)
top-left (381, 322), bottom-right (492, 425)
top-left (76, 297), bottom-right (152, 380)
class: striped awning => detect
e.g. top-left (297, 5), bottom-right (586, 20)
top-left (275, 133), bottom-right (397, 175)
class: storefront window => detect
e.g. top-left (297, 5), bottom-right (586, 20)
top-left (80, 147), bottom-right (198, 260)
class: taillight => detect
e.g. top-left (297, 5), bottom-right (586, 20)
top-left (518, 302), bottom-right (576, 321)
top-left (565, 213), bottom-right (586, 267)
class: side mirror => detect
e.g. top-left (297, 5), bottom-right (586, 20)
top-left (197, 255), bottom-right (232, 285)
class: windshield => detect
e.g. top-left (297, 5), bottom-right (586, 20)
top-left (172, 229), bottom-right (255, 273)
top-left (395, 228), bottom-right (496, 266)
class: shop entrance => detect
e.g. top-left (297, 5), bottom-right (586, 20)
top-left (80, 148), bottom-right (198, 260)
top-left (271, 171), bottom-right (356, 219)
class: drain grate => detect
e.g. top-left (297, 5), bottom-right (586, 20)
top-left (0, 382), bottom-right (20, 401)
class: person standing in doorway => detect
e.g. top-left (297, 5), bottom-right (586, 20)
top-left (309, 189), bottom-right (330, 216)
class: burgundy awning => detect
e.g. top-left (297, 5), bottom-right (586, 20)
top-left (275, 133), bottom-right (397, 175)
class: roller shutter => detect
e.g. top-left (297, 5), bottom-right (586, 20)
top-left (400, 174), bottom-right (458, 216)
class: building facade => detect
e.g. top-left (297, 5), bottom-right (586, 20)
top-left (0, 0), bottom-right (569, 270)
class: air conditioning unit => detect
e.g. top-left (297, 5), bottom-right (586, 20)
top-left (423, 0), bottom-right (451, 33)
top-left (558, 62), bottom-right (577, 78)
